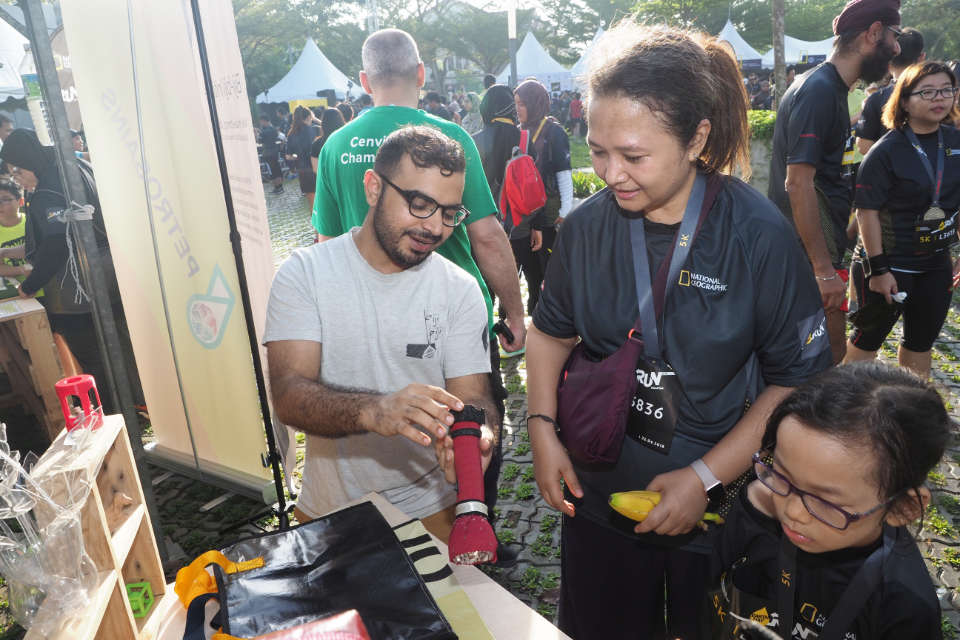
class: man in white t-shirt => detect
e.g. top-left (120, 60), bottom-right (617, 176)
top-left (264, 125), bottom-right (497, 542)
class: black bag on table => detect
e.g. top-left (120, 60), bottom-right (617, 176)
top-left (178, 501), bottom-right (457, 640)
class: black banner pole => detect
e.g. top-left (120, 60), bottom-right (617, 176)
top-left (188, 0), bottom-right (289, 529)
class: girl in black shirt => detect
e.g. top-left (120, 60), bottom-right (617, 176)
top-left (711, 363), bottom-right (947, 639)
top-left (846, 62), bottom-right (960, 378)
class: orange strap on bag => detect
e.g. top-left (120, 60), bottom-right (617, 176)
top-left (174, 550), bottom-right (264, 608)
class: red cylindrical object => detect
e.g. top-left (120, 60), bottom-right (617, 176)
top-left (448, 406), bottom-right (498, 565)
top-left (55, 374), bottom-right (103, 432)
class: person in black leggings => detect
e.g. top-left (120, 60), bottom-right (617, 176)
top-left (845, 61), bottom-right (960, 378)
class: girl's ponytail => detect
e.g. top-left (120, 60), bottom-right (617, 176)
top-left (700, 37), bottom-right (752, 180)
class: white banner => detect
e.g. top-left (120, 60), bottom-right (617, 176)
top-left (61, 0), bottom-right (276, 498)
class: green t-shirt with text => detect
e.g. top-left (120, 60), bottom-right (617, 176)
top-left (312, 106), bottom-right (497, 330)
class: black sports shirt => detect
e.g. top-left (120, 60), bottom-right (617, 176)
top-left (769, 63), bottom-right (853, 261)
top-left (713, 485), bottom-right (942, 639)
top-left (533, 175), bottom-right (832, 546)
top-left (855, 85), bottom-right (894, 142)
top-left (854, 125), bottom-right (960, 271)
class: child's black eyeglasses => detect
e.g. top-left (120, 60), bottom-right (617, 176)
top-left (377, 173), bottom-right (470, 227)
top-left (752, 451), bottom-right (894, 530)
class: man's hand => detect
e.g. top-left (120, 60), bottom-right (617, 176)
top-left (435, 423), bottom-right (496, 483)
top-left (816, 273), bottom-right (846, 311)
top-left (368, 383), bottom-right (464, 446)
top-left (633, 466), bottom-right (708, 536)
top-left (499, 315), bottom-right (526, 353)
top-left (530, 229), bottom-right (543, 252)
top-left (868, 271), bottom-right (898, 305)
top-left (16, 285), bottom-right (33, 299)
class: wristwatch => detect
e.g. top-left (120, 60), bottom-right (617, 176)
top-left (690, 458), bottom-right (724, 503)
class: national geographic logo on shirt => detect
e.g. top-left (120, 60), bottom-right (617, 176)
top-left (678, 270), bottom-right (728, 293)
top-left (797, 310), bottom-right (829, 360)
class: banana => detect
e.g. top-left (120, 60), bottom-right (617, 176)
top-left (608, 491), bottom-right (725, 527)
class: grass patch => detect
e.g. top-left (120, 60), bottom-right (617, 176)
top-left (944, 548), bottom-right (960, 569)
top-left (520, 567), bottom-right (542, 592)
top-left (541, 572), bottom-right (560, 590)
top-left (540, 514), bottom-right (559, 532)
top-left (531, 533), bottom-right (555, 557)
top-left (570, 139), bottom-right (590, 170)
top-left (498, 485), bottom-right (514, 499)
top-left (940, 494), bottom-right (960, 517)
top-left (514, 442), bottom-right (531, 456)
top-left (516, 483), bottom-right (535, 500)
top-left (522, 466), bottom-right (535, 482)
top-left (572, 171), bottom-right (605, 198)
top-left (925, 505), bottom-right (958, 538)
top-left (929, 471), bottom-right (948, 488)
top-left (497, 527), bottom-right (516, 544)
top-left (501, 463), bottom-right (521, 482)
top-left (537, 603), bottom-right (557, 619)
top-left (943, 615), bottom-right (959, 640)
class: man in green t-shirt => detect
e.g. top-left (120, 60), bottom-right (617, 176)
top-left (313, 29), bottom-right (524, 359)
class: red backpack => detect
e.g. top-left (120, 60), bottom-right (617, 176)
top-left (499, 128), bottom-right (547, 227)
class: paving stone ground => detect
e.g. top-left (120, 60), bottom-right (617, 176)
top-left (4, 175), bottom-right (960, 637)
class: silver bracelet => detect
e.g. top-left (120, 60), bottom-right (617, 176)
top-left (815, 273), bottom-right (838, 281)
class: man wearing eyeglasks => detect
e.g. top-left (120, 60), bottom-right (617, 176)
top-left (264, 126), bottom-right (498, 543)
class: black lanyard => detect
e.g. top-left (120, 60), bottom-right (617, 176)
top-left (629, 173), bottom-right (706, 359)
top-left (777, 526), bottom-right (893, 639)
top-left (903, 125), bottom-right (945, 207)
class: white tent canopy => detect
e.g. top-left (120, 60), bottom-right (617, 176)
top-left (0, 16), bottom-right (29, 101)
top-left (761, 35), bottom-right (835, 69)
top-left (717, 20), bottom-right (762, 63)
top-left (569, 27), bottom-right (604, 78)
top-left (497, 32), bottom-right (572, 91)
top-left (256, 38), bottom-right (353, 103)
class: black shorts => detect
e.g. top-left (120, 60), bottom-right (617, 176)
top-left (849, 264), bottom-right (952, 352)
top-left (297, 168), bottom-right (317, 195)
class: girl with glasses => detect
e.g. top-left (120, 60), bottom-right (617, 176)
top-left (845, 62), bottom-right (960, 378)
top-left (709, 362), bottom-right (948, 639)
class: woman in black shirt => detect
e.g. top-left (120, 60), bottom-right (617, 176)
top-left (845, 61), bottom-right (960, 378)
top-left (285, 105), bottom-right (320, 207)
top-left (526, 22), bottom-right (830, 639)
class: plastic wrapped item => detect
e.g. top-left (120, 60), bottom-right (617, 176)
top-left (0, 423), bottom-right (97, 636)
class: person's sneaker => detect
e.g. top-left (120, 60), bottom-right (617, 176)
top-left (491, 542), bottom-right (519, 569)
top-left (272, 184), bottom-right (284, 194)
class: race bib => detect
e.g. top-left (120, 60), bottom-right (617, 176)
top-left (626, 356), bottom-right (680, 455)
top-left (914, 211), bottom-right (958, 254)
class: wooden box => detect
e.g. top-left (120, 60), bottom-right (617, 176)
top-left (25, 415), bottom-right (165, 640)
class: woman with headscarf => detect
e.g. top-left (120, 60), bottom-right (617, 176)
top-left (0, 129), bottom-right (115, 411)
top-left (472, 85), bottom-right (545, 319)
top-left (460, 92), bottom-right (483, 135)
top-left (513, 79), bottom-right (573, 314)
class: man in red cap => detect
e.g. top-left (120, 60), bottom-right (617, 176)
top-left (769, 0), bottom-right (901, 364)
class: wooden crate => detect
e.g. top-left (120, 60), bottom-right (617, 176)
top-left (0, 298), bottom-right (65, 442)
top-left (25, 415), bottom-right (165, 640)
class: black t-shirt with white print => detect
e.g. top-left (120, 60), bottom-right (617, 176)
top-left (854, 124), bottom-right (960, 271)
top-left (712, 485), bottom-right (942, 640)
top-left (533, 174), bottom-right (832, 549)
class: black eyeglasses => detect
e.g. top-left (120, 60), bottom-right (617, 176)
top-left (752, 451), bottom-right (893, 530)
top-left (377, 173), bottom-right (470, 228)
top-left (910, 86), bottom-right (959, 101)
top-left (886, 25), bottom-right (903, 38)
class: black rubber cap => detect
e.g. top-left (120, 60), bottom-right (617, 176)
top-left (451, 404), bottom-right (485, 425)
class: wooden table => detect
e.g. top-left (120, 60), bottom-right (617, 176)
top-left (0, 297), bottom-right (65, 442)
top-left (153, 493), bottom-right (572, 640)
